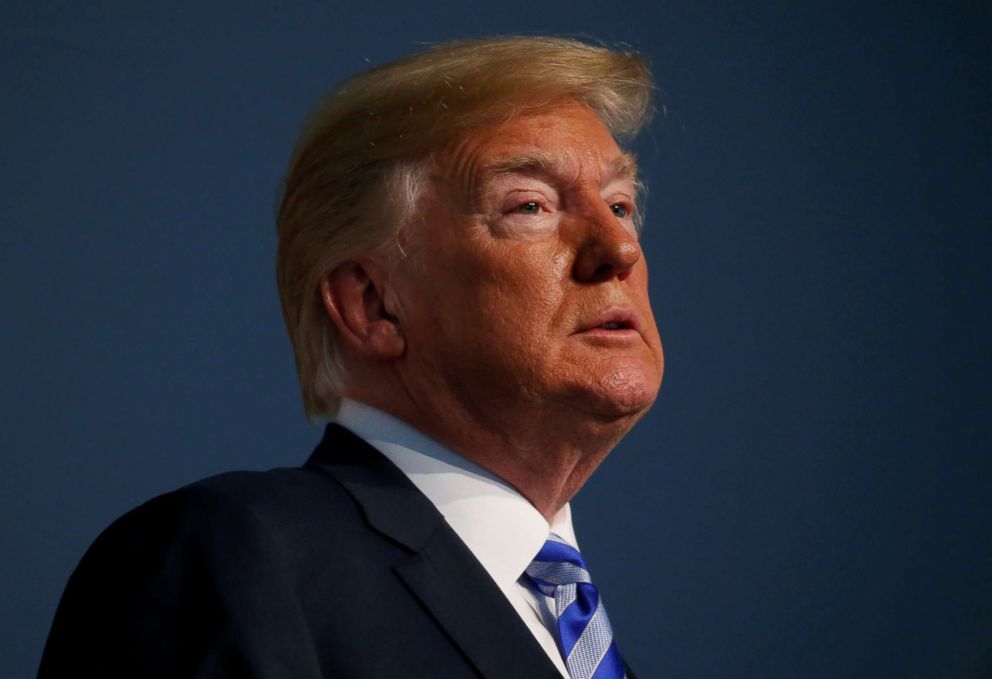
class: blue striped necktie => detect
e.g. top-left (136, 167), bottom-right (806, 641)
top-left (526, 533), bottom-right (626, 679)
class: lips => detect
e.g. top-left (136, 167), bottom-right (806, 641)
top-left (574, 308), bottom-right (641, 335)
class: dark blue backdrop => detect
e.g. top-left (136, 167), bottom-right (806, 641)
top-left (3, 2), bottom-right (989, 677)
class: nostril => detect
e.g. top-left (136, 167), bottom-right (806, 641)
top-left (591, 264), bottom-right (614, 281)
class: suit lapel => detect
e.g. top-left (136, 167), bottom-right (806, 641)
top-left (394, 524), bottom-right (561, 678)
top-left (306, 424), bottom-right (561, 679)
top-left (305, 424), bottom-right (438, 549)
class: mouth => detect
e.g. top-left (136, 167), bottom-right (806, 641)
top-left (597, 321), bottom-right (631, 330)
top-left (574, 309), bottom-right (641, 335)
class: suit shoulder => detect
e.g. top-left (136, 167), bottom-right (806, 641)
top-left (94, 464), bottom-right (360, 553)
top-left (177, 465), bottom-right (356, 518)
top-left (40, 466), bottom-right (359, 677)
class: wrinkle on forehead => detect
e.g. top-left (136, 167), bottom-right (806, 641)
top-left (486, 150), bottom-right (638, 182)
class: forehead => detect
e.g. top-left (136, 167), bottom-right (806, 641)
top-left (441, 102), bottom-right (633, 190)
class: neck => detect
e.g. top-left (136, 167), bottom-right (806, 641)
top-left (346, 384), bottom-right (640, 521)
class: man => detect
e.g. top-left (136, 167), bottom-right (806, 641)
top-left (39, 36), bottom-right (664, 678)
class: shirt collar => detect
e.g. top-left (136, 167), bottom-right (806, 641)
top-left (336, 398), bottom-right (577, 591)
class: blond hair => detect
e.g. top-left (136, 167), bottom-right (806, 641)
top-left (276, 35), bottom-right (655, 418)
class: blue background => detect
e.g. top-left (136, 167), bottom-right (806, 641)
top-left (2, 2), bottom-right (989, 677)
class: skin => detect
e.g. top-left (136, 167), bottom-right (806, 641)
top-left (321, 101), bottom-right (664, 521)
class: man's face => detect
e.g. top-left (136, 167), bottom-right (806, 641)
top-left (390, 101), bottom-right (664, 427)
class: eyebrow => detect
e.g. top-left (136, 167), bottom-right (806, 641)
top-left (483, 150), bottom-right (639, 182)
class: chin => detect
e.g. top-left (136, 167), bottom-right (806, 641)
top-left (578, 363), bottom-right (662, 421)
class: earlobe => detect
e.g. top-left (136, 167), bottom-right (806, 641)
top-left (320, 261), bottom-right (406, 360)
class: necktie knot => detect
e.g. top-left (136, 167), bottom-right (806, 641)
top-left (525, 533), bottom-right (592, 595)
top-left (526, 533), bottom-right (625, 679)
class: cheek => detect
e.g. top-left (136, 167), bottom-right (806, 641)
top-left (483, 245), bottom-right (571, 318)
top-left (510, 245), bottom-right (574, 305)
top-left (475, 285), bottom-right (558, 350)
top-left (421, 241), bottom-right (573, 356)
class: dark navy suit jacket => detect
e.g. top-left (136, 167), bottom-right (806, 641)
top-left (39, 424), bottom-right (566, 678)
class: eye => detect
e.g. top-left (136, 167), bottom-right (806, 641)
top-left (610, 203), bottom-right (630, 218)
top-left (514, 201), bottom-right (541, 215)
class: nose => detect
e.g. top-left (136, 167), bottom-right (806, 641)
top-left (571, 204), bottom-right (641, 283)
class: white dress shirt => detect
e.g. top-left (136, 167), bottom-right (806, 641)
top-left (336, 399), bottom-right (572, 677)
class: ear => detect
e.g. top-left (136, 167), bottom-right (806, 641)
top-left (320, 260), bottom-right (405, 360)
